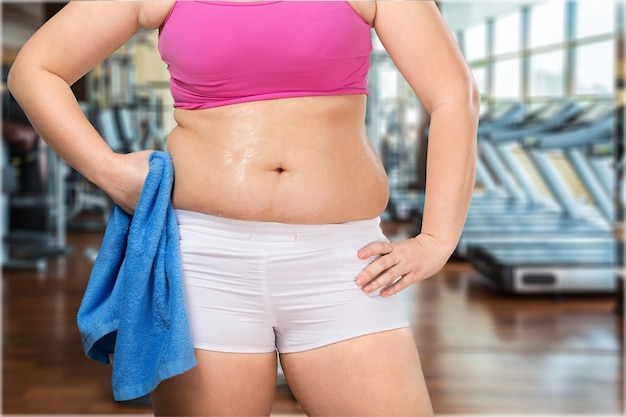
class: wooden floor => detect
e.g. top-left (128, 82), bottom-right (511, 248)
top-left (2, 225), bottom-right (624, 415)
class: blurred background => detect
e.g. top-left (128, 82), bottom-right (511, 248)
top-left (2, 0), bottom-right (624, 415)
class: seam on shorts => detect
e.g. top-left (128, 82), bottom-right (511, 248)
top-left (259, 254), bottom-right (279, 328)
top-left (277, 320), bottom-right (410, 354)
top-left (193, 342), bottom-right (277, 354)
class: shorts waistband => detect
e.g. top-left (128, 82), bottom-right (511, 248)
top-left (174, 209), bottom-right (383, 242)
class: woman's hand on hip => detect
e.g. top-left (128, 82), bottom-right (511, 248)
top-left (99, 149), bottom-right (152, 215)
top-left (355, 234), bottom-right (454, 297)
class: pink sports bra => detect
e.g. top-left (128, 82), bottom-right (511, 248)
top-left (158, 1), bottom-right (372, 110)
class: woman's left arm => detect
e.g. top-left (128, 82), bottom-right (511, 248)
top-left (356, 0), bottom-right (480, 297)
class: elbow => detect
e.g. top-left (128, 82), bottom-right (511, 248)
top-left (467, 79), bottom-right (481, 157)
top-left (7, 53), bottom-right (44, 101)
top-left (6, 58), bottom-right (26, 100)
top-left (428, 73), bottom-right (481, 125)
top-left (467, 76), bottom-right (481, 124)
top-left (470, 82), bottom-right (481, 113)
top-left (6, 62), bottom-right (19, 98)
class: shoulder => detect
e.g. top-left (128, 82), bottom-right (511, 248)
top-left (137, 1), bottom-right (176, 30)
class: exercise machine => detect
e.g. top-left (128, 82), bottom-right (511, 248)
top-left (456, 101), bottom-right (613, 256)
top-left (466, 103), bottom-right (618, 293)
top-left (2, 83), bottom-right (72, 270)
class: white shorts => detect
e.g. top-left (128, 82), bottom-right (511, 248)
top-left (175, 209), bottom-right (409, 354)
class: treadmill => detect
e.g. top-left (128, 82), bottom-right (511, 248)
top-left (466, 101), bottom-right (587, 214)
top-left (468, 241), bottom-right (618, 293)
top-left (386, 102), bottom-right (525, 221)
top-left (472, 102), bottom-right (527, 204)
top-left (456, 102), bottom-right (614, 256)
top-left (466, 102), bottom-right (613, 222)
top-left (466, 104), bottom-right (619, 294)
top-left (461, 102), bottom-right (581, 218)
top-left (471, 101), bottom-right (584, 209)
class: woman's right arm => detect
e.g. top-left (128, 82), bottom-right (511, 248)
top-left (7, 1), bottom-right (170, 213)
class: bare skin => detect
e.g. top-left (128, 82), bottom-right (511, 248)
top-left (169, 94), bottom-right (389, 224)
top-left (8, 1), bottom-right (479, 415)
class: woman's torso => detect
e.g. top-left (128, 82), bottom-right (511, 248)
top-left (152, 1), bottom-right (387, 224)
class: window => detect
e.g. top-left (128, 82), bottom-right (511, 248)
top-left (576, 1), bottom-right (615, 39)
top-left (465, 23), bottom-right (487, 62)
top-left (575, 40), bottom-right (615, 95)
top-left (530, 50), bottom-right (565, 97)
top-left (530, 1), bottom-right (565, 49)
top-left (494, 58), bottom-right (520, 99)
top-left (494, 10), bottom-right (521, 55)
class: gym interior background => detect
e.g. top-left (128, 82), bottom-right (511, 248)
top-left (2, 0), bottom-right (624, 415)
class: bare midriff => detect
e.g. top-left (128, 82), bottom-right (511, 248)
top-left (167, 94), bottom-right (389, 224)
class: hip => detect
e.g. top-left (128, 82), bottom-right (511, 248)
top-left (175, 208), bottom-right (409, 353)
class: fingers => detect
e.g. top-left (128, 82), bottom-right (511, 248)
top-left (380, 277), bottom-right (410, 297)
top-left (354, 252), bottom-right (402, 294)
top-left (356, 242), bottom-right (395, 291)
top-left (355, 238), bottom-right (434, 297)
top-left (355, 240), bottom-right (414, 296)
top-left (357, 240), bottom-right (394, 259)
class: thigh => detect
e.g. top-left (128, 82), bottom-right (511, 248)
top-left (150, 349), bottom-right (278, 416)
top-left (279, 327), bottom-right (434, 417)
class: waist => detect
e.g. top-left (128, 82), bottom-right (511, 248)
top-left (175, 209), bottom-right (384, 243)
top-left (166, 96), bottom-right (389, 224)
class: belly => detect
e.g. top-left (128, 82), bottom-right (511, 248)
top-left (167, 96), bottom-right (389, 224)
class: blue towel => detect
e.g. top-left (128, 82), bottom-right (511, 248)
top-left (77, 151), bottom-right (197, 401)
